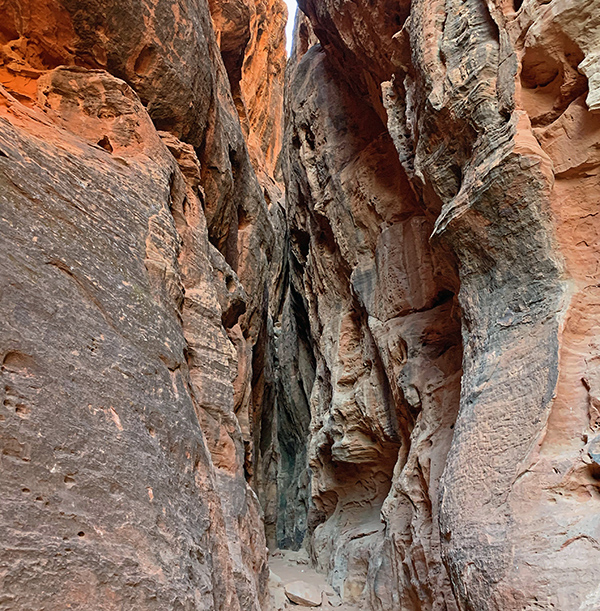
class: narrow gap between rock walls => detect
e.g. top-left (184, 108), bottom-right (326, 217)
top-left (284, 0), bottom-right (297, 55)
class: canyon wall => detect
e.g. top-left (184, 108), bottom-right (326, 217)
top-left (283, 0), bottom-right (600, 609)
top-left (0, 0), bottom-right (286, 608)
top-left (3, 0), bottom-right (600, 609)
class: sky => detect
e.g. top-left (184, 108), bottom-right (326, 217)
top-left (284, 0), bottom-right (297, 55)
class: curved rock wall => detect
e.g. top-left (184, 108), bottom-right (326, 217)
top-left (283, 10), bottom-right (463, 608)
top-left (283, 0), bottom-right (600, 609)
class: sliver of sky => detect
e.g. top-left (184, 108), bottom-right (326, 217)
top-left (284, 0), bottom-right (297, 55)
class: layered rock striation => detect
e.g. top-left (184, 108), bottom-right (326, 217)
top-left (3, 0), bottom-right (600, 609)
top-left (282, 0), bottom-right (600, 609)
top-left (0, 0), bottom-right (286, 608)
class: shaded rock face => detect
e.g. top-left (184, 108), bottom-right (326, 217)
top-left (207, 0), bottom-right (290, 553)
top-left (0, 0), bottom-right (286, 608)
top-left (283, 0), bottom-right (600, 609)
top-left (283, 14), bottom-right (463, 607)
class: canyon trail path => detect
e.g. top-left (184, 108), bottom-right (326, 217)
top-left (268, 550), bottom-right (360, 610)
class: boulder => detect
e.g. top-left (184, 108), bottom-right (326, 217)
top-left (284, 580), bottom-right (322, 607)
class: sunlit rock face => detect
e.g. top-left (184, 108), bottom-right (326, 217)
top-left (0, 0), bottom-right (286, 608)
top-left (283, 0), bottom-right (600, 609)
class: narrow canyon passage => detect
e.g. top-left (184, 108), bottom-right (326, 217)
top-left (1, 0), bottom-right (600, 610)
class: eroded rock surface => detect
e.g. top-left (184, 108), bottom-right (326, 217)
top-left (4, 0), bottom-right (600, 609)
top-left (0, 0), bottom-right (286, 608)
top-left (282, 0), bottom-right (600, 609)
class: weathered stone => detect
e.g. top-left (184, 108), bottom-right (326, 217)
top-left (0, 0), bottom-right (286, 607)
top-left (284, 580), bottom-right (322, 607)
top-left (281, 10), bottom-right (462, 608)
top-left (281, 0), bottom-right (600, 609)
top-left (325, 592), bottom-right (342, 607)
top-left (0, 70), bottom-right (264, 609)
top-left (5, 0), bottom-right (600, 609)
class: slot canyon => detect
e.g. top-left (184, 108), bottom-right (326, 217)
top-left (1, 0), bottom-right (600, 609)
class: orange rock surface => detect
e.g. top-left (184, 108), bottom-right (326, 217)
top-left (0, 0), bottom-right (286, 608)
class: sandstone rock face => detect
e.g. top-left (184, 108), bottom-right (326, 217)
top-left (283, 0), bottom-right (600, 609)
top-left (4, 0), bottom-right (600, 608)
top-left (207, 0), bottom-right (289, 554)
top-left (239, 0), bottom-right (287, 177)
top-left (0, 0), bottom-right (286, 608)
top-left (283, 14), bottom-right (462, 607)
